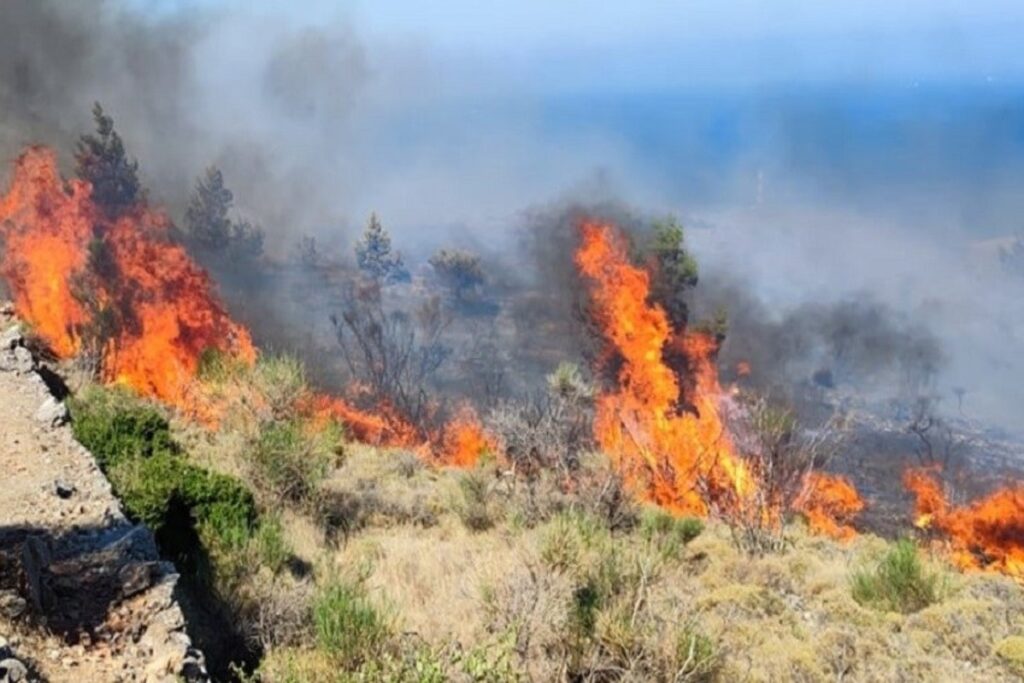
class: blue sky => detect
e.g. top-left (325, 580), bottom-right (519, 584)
top-left (147, 0), bottom-right (1024, 90)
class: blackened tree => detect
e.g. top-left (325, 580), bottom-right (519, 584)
top-left (75, 102), bottom-right (142, 214)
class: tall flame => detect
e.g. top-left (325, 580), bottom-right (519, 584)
top-left (0, 147), bottom-right (255, 418)
top-left (574, 219), bottom-right (753, 515)
top-left (905, 468), bottom-right (1024, 580)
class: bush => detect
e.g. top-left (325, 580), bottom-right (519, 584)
top-left (252, 515), bottom-right (292, 576)
top-left (253, 354), bottom-right (309, 420)
top-left (639, 509), bottom-right (704, 560)
top-left (851, 539), bottom-right (942, 614)
top-left (313, 578), bottom-right (392, 669)
top-left (249, 419), bottom-right (341, 505)
top-left (457, 468), bottom-right (497, 531)
top-left (70, 386), bottom-right (177, 466)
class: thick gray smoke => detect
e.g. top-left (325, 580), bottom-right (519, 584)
top-left (2, 0), bottom-right (1023, 435)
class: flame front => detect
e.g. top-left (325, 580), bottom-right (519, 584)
top-left (0, 147), bottom-right (254, 419)
top-left (795, 471), bottom-right (864, 541)
top-left (574, 219), bottom-right (754, 516)
top-left (0, 148), bottom-right (93, 356)
top-left (905, 468), bottom-right (1024, 580)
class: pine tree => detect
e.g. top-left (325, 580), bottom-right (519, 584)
top-left (186, 167), bottom-right (234, 251)
top-left (647, 215), bottom-right (698, 328)
top-left (185, 166), bottom-right (264, 259)
top-left (355, 213), bottom-right (409, 283)
top-left (74, 102), bottom-right (142, 214)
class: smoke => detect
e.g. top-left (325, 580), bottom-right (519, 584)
top-left (2, 0), bottom-right (1024, 434)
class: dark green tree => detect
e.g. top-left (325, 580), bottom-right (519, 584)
top-left (185, 166), bottom-right (264, 259)
top-left (646, 215), bottom-right (698, 328)
top-left (75, 102), bottom-right (142, 214)
top-left (355, 213), bottom-right (409, 283)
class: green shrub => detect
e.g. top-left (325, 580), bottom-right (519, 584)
top-left (851, 539), bottom-right (941, 614)
top-left (252, 515), bottom-right (291, 575)
top-left (639, 509), bottom-right (704, 560)
top-left (313, 578), bottom-right (391, 669)
top-left (250, 419), bottom-right (340, 505)
top-left (69, 386), bottom-right (177, 467)
top-left (457, 469), bottom-right (496, 531)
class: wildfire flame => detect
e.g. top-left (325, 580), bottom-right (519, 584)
top-left (904, 468), bottom-right (1024, 580)
top-left (575, 218), bottom-right (863, 538)
top-left (795, 471), bottom-right (864, 541)
top-left (299, 392), bottom-right (418, 447)
top-left (435, 405), bottom-right (494, 467)
top-left (0, 147), bottom-right (255, 420)
top-left (574, 219), bottom-right (754, 515)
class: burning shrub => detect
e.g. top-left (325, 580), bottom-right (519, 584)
top-left (332, 280), bottom-right (451, 430)
top-left (721, 394), bottom-right (852, 554)
top-left (851, 539), bottom-right (943, 614)
top-left (486, 362), bottom-right (594, 474)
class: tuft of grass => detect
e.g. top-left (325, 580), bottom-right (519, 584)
top-left (252, 515), bottom-right (292, 576)
top-left (674, 626), bottom-right (721, 681)
top-left (851, 539), bottom-right (942, 614)
top-left (313, 577), bottom-right (392, 669)
top-left (639, 508), bottom-right (704, 560)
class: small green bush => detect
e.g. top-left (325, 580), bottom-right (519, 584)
top-left (639, 509), bottom-right (704, 560)
top-left (457, 469), bottom-right (495, 531)
top-left (313, 578), bottom-right (391, 669)
top-left (253, 354), bottom-right (308, 419)
top-left (252, 515), bottom-right (291, 575)
top-left (250, 418), bottom-right (340, 505)
top-left (851, 539), bottom-right (941, 614)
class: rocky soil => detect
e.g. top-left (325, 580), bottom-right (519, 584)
top-left (0, 305), bottom-right (207, 683)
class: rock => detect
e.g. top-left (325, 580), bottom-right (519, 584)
top-left (22, 536), bottom-right (52, 613)
top-left (0, 326), bottom-right (22, 351)
top-left (54, 479), bottom-right (76, 499)
top-left (0, 658), bottom-right (27, 682)
top-left (0, 592), bottom-right (26, 620)
top-left (0, 636), bottom-right (9, 659)
top-left (118, 562), bottom-right (161, 599)
top-left (10, 347), bottom-right (33, 373)
top-left (34, 397), bottom-right (68, 428)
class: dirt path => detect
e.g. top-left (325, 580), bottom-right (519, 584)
top-left (0, 306), bottom-right (206, 682)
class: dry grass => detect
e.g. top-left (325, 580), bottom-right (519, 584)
top-left (154, 382), bottom-right (1024, 683)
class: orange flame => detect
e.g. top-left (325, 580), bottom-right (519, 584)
top-left (435, 405), bottom-right (495, 467)
top-left (574, 219), bottom-right (753, 516)
top-left (795, 471), bottom-right (864, 541)
top-left (299, 392), bottom-right (418, 447)
top-left (0, 147), bottom-right (93, 356)
top-left (904, 468), bottom-right (1024, 580)
top-left (0, 147), bottom-right (253, 420)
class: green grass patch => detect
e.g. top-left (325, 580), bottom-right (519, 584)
top-left (313, 577), bottom-right (392, 669)
top-left (851, 539), bottom-right (942, 614)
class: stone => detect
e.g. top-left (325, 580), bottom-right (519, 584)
top-left (118, 562), bottom-right (160, 599)
top-left (0, 658), bottom-right (27, 682)
top-left (0, 326), bottom-right (22, 351)
top-left (22, 536), bottom-right (52, 613)
top-left (54, 479), bottom-right (76, 499)
top-left (0, 592), bottom-right (26, 620)
top-left (34, 397), bottom-right (69, 428)
top-left (11, 347), bottom-right (33, 373)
